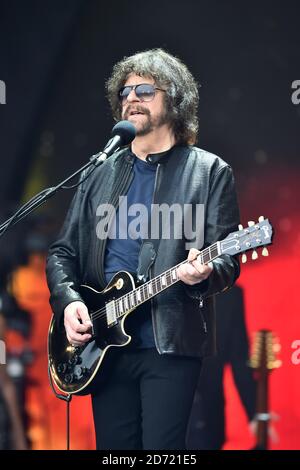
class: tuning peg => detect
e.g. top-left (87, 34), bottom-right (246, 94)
top-left (248, 221), bottom-right (255, 227)
top-left (248, 358), bottom-right (257, 368)
top-left (258, 216), bottom-right (265, 222)
top-left (252, 250), bottom-right (258, 260)
top-left (238, 224), bottom-right (244, 231)
top-left (273, 342), bottom-right (281, 352)
top-left (242, 253), bottom-right (247, 263)
top-left (262, 247), bottom-right (269, 257)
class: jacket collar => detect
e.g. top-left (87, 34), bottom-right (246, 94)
top-left (119, 144), bottom-right (191, 168)
top-left (123, 145), bottom-right (180, 165)
top-left (145, 147), bottom-right (174, 164)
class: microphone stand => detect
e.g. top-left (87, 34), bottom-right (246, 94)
top-left (0, 148), bottom-right (116, 450)
top-left (0, 150), bottom-right (113, 238)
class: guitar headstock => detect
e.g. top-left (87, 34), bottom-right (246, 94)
top-left (249, 329), bottom-right (281, 371)
top-left (220, 216), bottom-right (273, 262)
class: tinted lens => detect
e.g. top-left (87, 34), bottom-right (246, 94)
top-left (135, 84), bottom-right (155, 101)
top-left (119, 84), bottom-right (156, 102)
top-left (119, 86), bottom-right (131, 101)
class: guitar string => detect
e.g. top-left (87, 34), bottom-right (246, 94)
top-left (89, 226), bottom-right (266, 323)
top-left (89, 259), bottom-right (187, 322)
top-left (89, 244), bottom-right (219, 322)
top-left (89, 243), bottom-right (220, 322)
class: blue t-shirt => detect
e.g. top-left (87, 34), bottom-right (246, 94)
top-left (104, 155), bottom-right (157, 348)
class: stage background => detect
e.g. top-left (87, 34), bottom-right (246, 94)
top-left (0, 0), bottom-right (299, 450)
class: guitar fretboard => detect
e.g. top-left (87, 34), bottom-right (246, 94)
top-left (111, 241), bottom-right (220, 319)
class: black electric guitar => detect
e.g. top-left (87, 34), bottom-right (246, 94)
top-left (249, 329), bottom-right (281, 450)
top-left (48, 217), bottom-right (273, 395)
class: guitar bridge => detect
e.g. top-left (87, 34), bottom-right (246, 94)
top-left (106, 300), bottom-right (118, 327)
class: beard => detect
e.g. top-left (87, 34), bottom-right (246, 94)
top-left (123, 105), bottom-right (170, 136)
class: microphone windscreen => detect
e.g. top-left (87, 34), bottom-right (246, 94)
top-left (111, 120), bottom-right (136, 146)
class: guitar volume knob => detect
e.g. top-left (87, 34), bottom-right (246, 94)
top-left (64, 373), bottom-right (74, 384)
top-left (74, 366), bottom-right (88, 379)
top-left (68, 354), bottom-right (81, 366)
top-left (57, 363), bottom-right (68, 374)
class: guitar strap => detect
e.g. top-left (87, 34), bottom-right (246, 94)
top-left (136, 177), bottom-right (161, 283)
top-left (136, 240), bottom-right (157, 283)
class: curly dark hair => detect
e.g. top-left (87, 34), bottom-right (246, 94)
top-left (106, 48), bottom-right (199, 145)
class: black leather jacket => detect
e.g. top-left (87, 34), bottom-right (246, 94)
top-left (46, 145), bottom-right (240, 358)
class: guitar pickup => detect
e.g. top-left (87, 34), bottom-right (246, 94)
top-left (106, 300), bottom-right (118, 327)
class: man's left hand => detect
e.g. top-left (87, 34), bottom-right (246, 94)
top-left (177, 248), bottom-right (213, 285)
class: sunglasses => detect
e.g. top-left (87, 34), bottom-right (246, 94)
top-left (118, 83), bottom-right (166, 103)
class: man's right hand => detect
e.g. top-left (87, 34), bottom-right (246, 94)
top-left (64, 301), bottom-right (92, 346)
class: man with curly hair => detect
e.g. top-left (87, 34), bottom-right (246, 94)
top-left (46, 48), bottom-right (240, 450)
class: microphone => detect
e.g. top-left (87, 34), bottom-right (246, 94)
top-left (91, 120), bottom-right (136, 166)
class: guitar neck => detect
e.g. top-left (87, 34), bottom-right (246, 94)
top-left (115, 242), bottom-right (220, 318)
top-left (255, 357), bottom-right (270, 449)
top-left (113, 217), bottom-right (273, 319)
top-left (251, 329), bottom-right (276, 451)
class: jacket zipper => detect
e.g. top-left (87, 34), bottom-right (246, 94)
top-left (149, 163), bottom-right (163, 354)
top-left (199, 295), bottom-right (207, 333)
